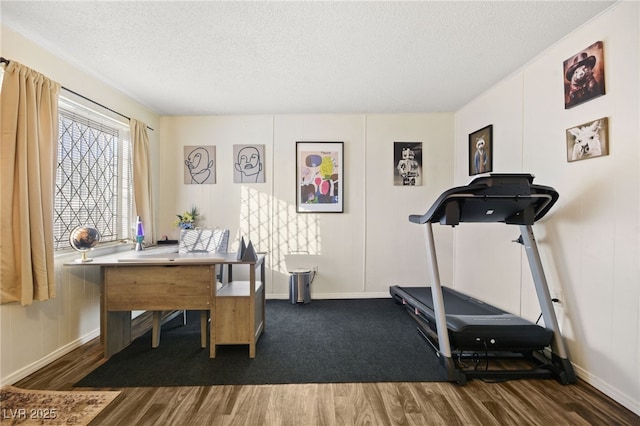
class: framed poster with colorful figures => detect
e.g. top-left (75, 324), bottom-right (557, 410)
top-left (296, 141), bottom-right (344, 213)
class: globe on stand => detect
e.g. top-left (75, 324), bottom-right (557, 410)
top-left (69, 226), bottom-right (101, 262)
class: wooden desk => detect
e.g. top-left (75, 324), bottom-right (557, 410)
top-left (66, 246), bottom-right (266, 358)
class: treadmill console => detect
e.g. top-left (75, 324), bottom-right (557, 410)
top-left (410, 173), bottom-right (559, 226)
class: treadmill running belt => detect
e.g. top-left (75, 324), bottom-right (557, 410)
top-left (391, 285), bottom-right (553, 352)
top-left (400, 286), bottom-right (503, 316)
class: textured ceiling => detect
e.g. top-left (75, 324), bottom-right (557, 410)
top-left (1, 1), bottom-right (615, 116)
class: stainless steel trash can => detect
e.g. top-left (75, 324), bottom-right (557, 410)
top-left (289, 268), bottom-right (312, 304)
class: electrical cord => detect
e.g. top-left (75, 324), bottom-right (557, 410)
top-left (536, 298), bottom-right (560, 324)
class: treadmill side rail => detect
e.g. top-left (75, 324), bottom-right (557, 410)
top-left (520, 224), bottom-right (576, 383)
top-left (422, 222), bottom-right (452, 358)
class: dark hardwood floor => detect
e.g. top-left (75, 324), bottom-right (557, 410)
top-left (11, 312), bottom-right (639, 425)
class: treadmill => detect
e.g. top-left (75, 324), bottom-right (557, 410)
top-left (390, 173), bottom-right (576, 385)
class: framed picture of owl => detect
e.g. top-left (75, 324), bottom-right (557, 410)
top-left (468, 125), bottom-right (493, 176)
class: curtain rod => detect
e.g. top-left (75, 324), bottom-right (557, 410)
top-left (0, 56), bottom-right (154, 132)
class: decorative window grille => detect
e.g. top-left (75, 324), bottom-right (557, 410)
top-left (54, 99), bottom-right (132, 250)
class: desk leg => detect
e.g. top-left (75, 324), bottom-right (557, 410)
top-left (249, 265), bottom-right (256, 359)
top-left (104, 311), bottom-right (132, 358)
top-left (102, 268), bottom-right (133, 358)
top-left (210, 277), bottom-right (216, 357)
top-left (152, 312), bottom-right (161, 348)
top-left (209, 309), bottom-right (216, 358)
top-left (261, 261), bottom-right (266, 333)
top-left (250, 263), bottom-right (266, 359)
top-left (200, 311), bottom-right (207, 349)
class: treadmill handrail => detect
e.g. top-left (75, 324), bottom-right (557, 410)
top-left (409, 174), bottom-right (559, 226)
top-left (410, 193), bottom-right (555, 225)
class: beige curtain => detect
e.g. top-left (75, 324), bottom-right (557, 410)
top-left (131, 119), bottom-right (155, 244)
top-left (0, 61), bottom-right (60, 305)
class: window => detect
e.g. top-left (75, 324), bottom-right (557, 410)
top-left (54, 98), bottom-right (133, 251)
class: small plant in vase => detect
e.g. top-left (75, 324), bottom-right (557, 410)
top-left (174, 206), bottom-right (199, 229)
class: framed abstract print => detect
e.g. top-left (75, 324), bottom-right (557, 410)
top-left (296, 141), bottom-right (344, 213)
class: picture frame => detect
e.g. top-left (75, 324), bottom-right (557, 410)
top-left (393, 142), bottom-right (423, 186)
top-left (233, 144), bottom-right (265, 183)
top-left (296, 141), bottom-right (344, 213)
top-left (566, 117), bottom-right (609, 162)
top-left (563, 41), bottom-right (606, 109)
top-left (184, 145), bottom-right (215, 184)
top-left (468, 125), bottom-right (493, 176)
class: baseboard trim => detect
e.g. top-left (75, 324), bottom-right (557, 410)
top-left (0, 329), bottom-right (100, 386)
top-left (572, 363), bottom-right (640, 416)
top-left (267, 292), bottom-right (391, 300)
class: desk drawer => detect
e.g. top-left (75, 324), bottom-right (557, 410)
top-left (105, 265), bottom-right (213, 311)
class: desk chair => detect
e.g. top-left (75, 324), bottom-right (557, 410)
top-left (151, 228), bottom-right (230, 348)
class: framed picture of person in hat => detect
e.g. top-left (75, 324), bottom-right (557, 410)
top-left (563, 41), bottom-right (606, 109)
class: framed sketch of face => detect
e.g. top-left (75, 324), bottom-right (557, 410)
top-left (234, 144), bottom-right (265, 183)
top-left (184, 145), bottom-right (215, 184)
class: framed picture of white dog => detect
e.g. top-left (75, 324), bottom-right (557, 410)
top-left (566, 117), bottom-right (609, 162)
top-left (468, 125), bottom-right (493, 176)
top-left (563, 41), bottom-right (606, 109)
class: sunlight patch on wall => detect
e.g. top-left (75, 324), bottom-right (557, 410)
top-left (238, 186), bottom-right (321, 275)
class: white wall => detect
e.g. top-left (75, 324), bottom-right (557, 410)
top-left (0, 24), bottom-right (160, 384)
top-left (157, 113), bottom-right (455, 299)
top-left (454, 2), bottom-right (639, 414)
top-left (365, 114), bottom-right (455, 292)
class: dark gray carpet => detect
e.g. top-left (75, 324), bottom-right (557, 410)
top-left (75, 298), bottom-right (447, 387)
